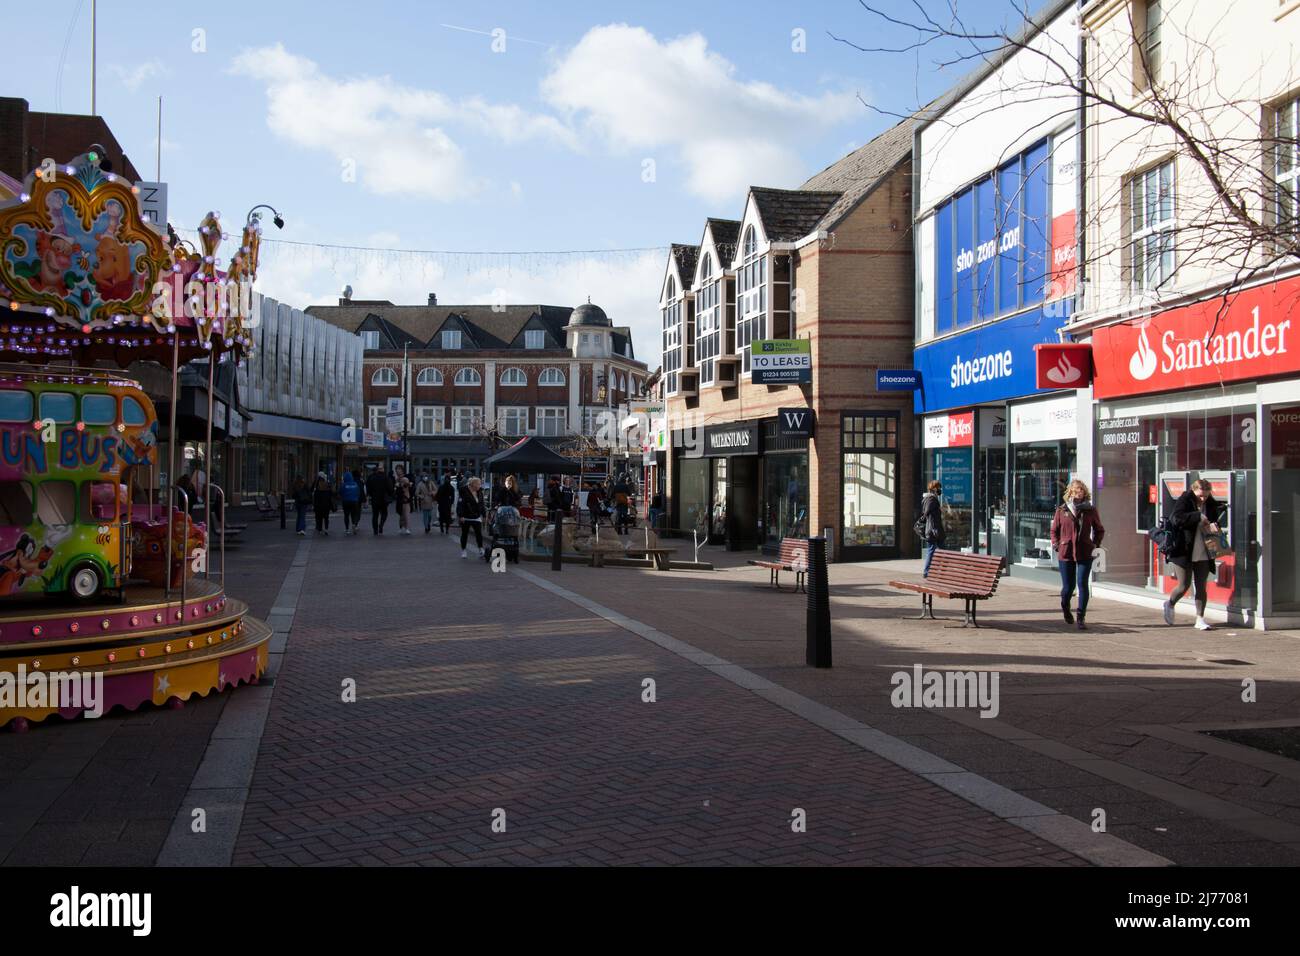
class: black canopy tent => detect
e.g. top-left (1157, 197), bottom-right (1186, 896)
top-left (484, 437), bottom-right (581, 475)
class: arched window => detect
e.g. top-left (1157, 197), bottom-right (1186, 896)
top-left (700, 253), bottom-right (712, 283)
top-left (500, 367), bottom-right (526, 386)
top-left (371, 367), bottom-right (398, 386)
top-left (454, 367), bottom-right (482, 386)
top-left (743, 224), bottom-right (757, 259)
top-left (538, 367), bottom-right (566, 386)
top-left (667, 276), bottom-right (675, 300)
top-left (416, 367), bottom-right (443, 386)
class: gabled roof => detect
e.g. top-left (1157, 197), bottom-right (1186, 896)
top-left (356, 313), bottom-right (421, 350)
top-left (800, 113), bottom-right (917, 229)
top-left (749, 187), bottom-right (843, 243)
top-left (670, 243), bottom-right (698, 286)
top-left (705, 218), bottom-right (741, 266)
top-left (308, 303), bottom-right (575, 350)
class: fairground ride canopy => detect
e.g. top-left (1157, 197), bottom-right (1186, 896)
top-left (0, 152), bottom-right (260, 367)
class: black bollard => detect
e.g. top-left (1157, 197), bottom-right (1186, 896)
top-left (805, 536), bottom-right (831, 668)
top-left (551, 508), bottom-right (563, 572)
top-left (279, 492), bottom-right (286, 530)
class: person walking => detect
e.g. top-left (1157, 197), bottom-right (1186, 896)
top-left (291, 475), bottom-right (310, 536)
top-left (588, 482), bottom-right (606, 532)
top-left (393, 465), bottom-right (413, 535)
top-left (416, 473), bottom-right (435, 534)
top-left (312, 472), bottom-right (335, 536)
top-left (1050, 479), bottom-right (1105, 630)
top-left (649, 491), bottom-right (664, 530)
top-left (366, 465), bottom-right (390, 535)
top-left (500, 474), bottom-right (523, 508)
top-left (458, 476), bottom-right (486, 558)
top-left (340, 468), bottom-right (362, 535)
top-left (613, 474), bottom-right (631, 534)
top-left (918, 480), bottom-right (945, 577)
top-left (1163, 478), bottom-right (1226, 631)
top-left (436, 475), bottom-right (454, 534)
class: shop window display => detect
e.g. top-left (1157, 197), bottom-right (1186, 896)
top-left (763, 456), bottom-right (808, 550)
top-left (1094, 398), bottom-right (1256, 611)
top-left (924, 447), bottom-right (972, 550)
top-left (1010, 441), bottom-right (1075, 567)
top-left (842, 413), bottom-right (900, 555)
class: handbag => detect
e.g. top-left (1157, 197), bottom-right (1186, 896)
top-left (1202, 529), bottom-right (1230, 560)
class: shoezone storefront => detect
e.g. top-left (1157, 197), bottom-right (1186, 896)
top-left (1088, 275), bottom-right (1300, 628)
top-left (914, 307), bottom-right (1083, 582)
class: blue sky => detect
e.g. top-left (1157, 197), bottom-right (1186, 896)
top-left (4, 0), bottom-right (1016, 364)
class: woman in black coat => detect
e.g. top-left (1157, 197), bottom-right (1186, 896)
top-left (1163, 478), bottom-right (1226, 630)
top-left (435, 476), bottom-right (455, 534)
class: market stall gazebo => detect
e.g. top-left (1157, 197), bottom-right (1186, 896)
top-left (484, 436), bottom-right (581, 475)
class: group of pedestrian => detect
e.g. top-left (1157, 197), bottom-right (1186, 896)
top-left (916, 476), bottom-right (1226, 632)
top-left (289, 466), bottom-right (463, 538)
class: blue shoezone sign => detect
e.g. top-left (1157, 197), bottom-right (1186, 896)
top-left (876, 370), bottom-right (921, 391)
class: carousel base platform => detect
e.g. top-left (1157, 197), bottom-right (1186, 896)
top-left (0, 579), bottom-right (270, 731)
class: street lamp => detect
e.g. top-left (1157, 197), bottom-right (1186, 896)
top-left (245, 204), bottom-right (285, 230)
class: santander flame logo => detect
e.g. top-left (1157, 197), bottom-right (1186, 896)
top-left (1045, 353), bottom-right (1082, 385)
top-left (1129, 327), bottom-right (1158, 380)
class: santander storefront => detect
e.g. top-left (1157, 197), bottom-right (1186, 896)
top-left (1088, 275), bottom-right (1300, 627)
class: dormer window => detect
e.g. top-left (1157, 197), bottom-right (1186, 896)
top-left (737, 225), bottom-right (767, 375)
top-left (360, 330), bottom-right (380, 350)
top-left (696, 253), bottom-right (721, 385)
top-left (442, 330), bottom-right (462, 350)
top-left (525, 329), bottom-right (545, 349)
top-left (371, 367), bottom-right (398, 386)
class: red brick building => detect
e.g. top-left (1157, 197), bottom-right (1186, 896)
top-left (309, 297), bottom-right (650, 483)
top-left (0, 97), bottom-right (142, 183)
top-left (661, 117), bottom-right (919, 560)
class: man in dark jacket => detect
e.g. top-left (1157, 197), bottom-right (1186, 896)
top-left (435, 476), bottom-right (455, 534)
top-left (1164, 478), bottom-right (1226, 630)
top-left (919, 480), bottom-right (946, 577)
top-left (366, 465), bottom-right (391, 535)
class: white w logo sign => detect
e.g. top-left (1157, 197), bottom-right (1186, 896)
top-left (782, 412), bottom-right (806, 429)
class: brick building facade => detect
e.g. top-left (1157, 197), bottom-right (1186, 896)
top-left (661, 118), bottom-right (919, 560)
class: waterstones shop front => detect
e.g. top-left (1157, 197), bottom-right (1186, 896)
top-left (671, 416), bottom-right (810, 553)
top-left (914, 308), bottom-right (1078, 581)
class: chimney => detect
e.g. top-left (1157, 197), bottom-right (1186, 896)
top-left (427, 293), bottom-right (438, 306)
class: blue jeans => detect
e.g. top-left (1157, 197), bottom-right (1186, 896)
top-left (295, 501), bottom-right (308, 532)
top-left (922, 544), bottom-right (939, 577)
top-left (1059, 559), bottom-right (1094, 613)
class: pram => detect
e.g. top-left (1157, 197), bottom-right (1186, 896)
top-left (486, 504), bottom-right (521, 564)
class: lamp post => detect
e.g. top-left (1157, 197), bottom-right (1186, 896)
top-left (245, 204), bottom-right (285, 230)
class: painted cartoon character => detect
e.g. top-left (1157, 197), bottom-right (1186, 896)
top-left (26, 231), bottom-right (77, 294)
top-left (0, 534), bottom-right (54, 595)
top-left (121, 422), bottom-right (157, 465)
top-left (92, 233), bottom-right (135, 302)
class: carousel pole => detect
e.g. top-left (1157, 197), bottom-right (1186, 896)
top-left (165, 331), bottom-right (179, 599)
top-left (204, 350), bottom-right (215, 580)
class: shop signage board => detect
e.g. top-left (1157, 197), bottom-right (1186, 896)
top-left (913, 304), bottom-right (1067, 413)
top-left (703, 422), bottom-right (761, 457)
top-left (1034, 343), bottom-right (1092, 388)
top-left (1091, 275), bottom-right (1300, 399)
top-left (776, 408), bottom-right (815, 439)
top-left (361, 429), bottom-right (384, 449)
top-left (1009, 394), bottom-right (1077, 443)
top-left (876, 369), bottom-right (922, 391)
top-left (752, 340), bottom-right (812, 384)
top-left (923, 411), bottom-right (974, 448)
top-left (134, 181), bottom-right (168, 233)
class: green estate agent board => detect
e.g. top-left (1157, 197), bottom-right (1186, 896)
top-left (751, 340), bottom-right (812, 384)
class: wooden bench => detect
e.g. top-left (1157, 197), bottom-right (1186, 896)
top-left (254, 494), bottom-right (277, 520)
top-left (748, 537), bottom-right (809, 593)
top-left (625, 547), bottom-right (675, 571)
top-left (888, 550), bottom-right (1005, 627)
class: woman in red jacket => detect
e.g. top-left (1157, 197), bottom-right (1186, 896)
top-left (1050, 479), bottom-right (1106, 630)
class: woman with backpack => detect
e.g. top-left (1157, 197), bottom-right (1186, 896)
top-left (916, 480), bottom-right (946, 577)
top-left (1163, 478), bottom-right (1226, 631)
top-left (1050, 479), bottom-right (1106, 630)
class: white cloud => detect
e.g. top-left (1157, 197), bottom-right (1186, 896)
top-left (253, 244), bottom-right (666, 366)
top-left (541, 25), bottom-right (860, 201)
top-left (230, 44), bottom-right (575, 201)
top-left (110, 60), bottom-right (167, 92)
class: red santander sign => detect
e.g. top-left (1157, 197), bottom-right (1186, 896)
top-left (1092, 277), bottom-right (1300, 399)
top-left (1034, 343), bottom-right (1092, 389)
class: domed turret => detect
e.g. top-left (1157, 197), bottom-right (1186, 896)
top-left (568, 297), bottom-right (611, 328)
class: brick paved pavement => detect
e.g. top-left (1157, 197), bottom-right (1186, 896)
top-left (230, 528), bottom-right (1090, 866)
top-left (527, 544), bottom-right (1300, 866)
top-left (0, 508), bottom-right (295, 866)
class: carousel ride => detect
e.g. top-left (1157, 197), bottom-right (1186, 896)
top-left (0, 151), bottom-right (272, 730)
